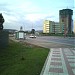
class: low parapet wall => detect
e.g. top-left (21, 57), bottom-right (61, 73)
top-left (0, 30), bottom-right (9, 48)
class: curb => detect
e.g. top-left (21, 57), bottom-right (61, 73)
top-left (40, 49), bottom-right (51, 75)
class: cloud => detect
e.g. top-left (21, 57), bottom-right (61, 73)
top-left (25, 14), bottom-right (46, 22)
top-left (0, 3), bottom-right (10, 12)
top-left (1, 0), bottom-right (73, 30)
top-left (17, 2), bottom-right (40, 13)
top-left (24, 12), bottom-right (59, 22)
top-left (0, 1), bottom-right (42, 24)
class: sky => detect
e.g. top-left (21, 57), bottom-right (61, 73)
top-left (0, 0), bottom-right (74, 31)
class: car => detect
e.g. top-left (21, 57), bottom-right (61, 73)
top-left (29, 34), bottom-right (36, 38)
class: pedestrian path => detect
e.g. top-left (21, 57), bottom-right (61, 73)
top-left (40, 48), bottom-right (75, 75)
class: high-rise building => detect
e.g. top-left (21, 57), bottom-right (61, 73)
top-left (43, 20), bottom-right (61, 33)
top-left (59, 9), bottom-right (73, 34)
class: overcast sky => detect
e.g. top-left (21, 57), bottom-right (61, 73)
top-left (0, 0), bottom-right (74, 31)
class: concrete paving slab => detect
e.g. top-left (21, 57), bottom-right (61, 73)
top-left (40, 48), bottom-right (75, 75)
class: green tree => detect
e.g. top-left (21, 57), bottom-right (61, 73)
top-left (31, 29), bottom-right (35, 34)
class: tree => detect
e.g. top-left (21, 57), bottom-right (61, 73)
top-left (0, 13), bottom-right (5, 30)
top-left (31, 29), bottom-right (35, 34)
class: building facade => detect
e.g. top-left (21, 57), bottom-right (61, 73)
top-left (43, 20), bottom-right (50, 33)
top-left (43, 20), bottom-right (61, 33)
top-left (59, 9), bottom-right (73, 34)
top-left (54, 22), bottom-right (61, 33)
top-left (43, 20), bottom-right (54, 33)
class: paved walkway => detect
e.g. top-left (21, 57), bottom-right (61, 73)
top-left (40, 48), bottom-right (75, 75)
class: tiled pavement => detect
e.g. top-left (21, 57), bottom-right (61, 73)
top-left (40, 48), bottom-right (75, 75)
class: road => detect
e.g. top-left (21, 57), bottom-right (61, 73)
top-left (25, 36), bottom-right (75, 48)
top-left (9, 36), bottom-right (75, 75)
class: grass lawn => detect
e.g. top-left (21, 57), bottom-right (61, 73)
top-left (0, 40), bottom-right (49, 75)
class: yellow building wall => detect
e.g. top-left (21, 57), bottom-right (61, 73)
top-left (43, 20), bottom-right (61, 33)
top-left (43, 20), bottom-right (50, 33)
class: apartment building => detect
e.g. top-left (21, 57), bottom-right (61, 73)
top-left (43, 20), bottom-right (49, 33)
top-left (43, 20), bottom-right (61, 33)
top-left (54, 22), bottom-right (61, 33)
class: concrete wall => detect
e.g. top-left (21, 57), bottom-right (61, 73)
top-left (0, 30), bottom-right (9, 48)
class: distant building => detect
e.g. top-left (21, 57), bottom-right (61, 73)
top-left (43, 20), bottom-right (54, 33)
top-left (59, 9), bottom-right (73, 34)
top-left (43, 20), bottom-right (61, 33)
top-left (43, 20), bottom-right (50, 33)
top-left (54, 22), bottom-right (61, 33)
